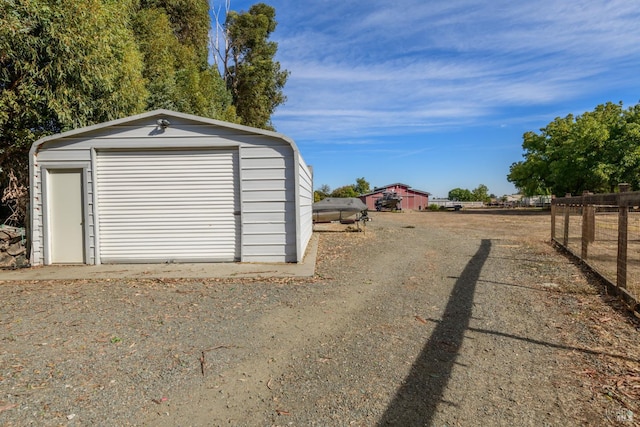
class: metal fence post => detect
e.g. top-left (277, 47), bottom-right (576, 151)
top-left (617, 183), bottom-right (630, 290)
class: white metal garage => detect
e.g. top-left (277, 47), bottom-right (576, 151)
top-left (29, 109), bottom-right (313, 266)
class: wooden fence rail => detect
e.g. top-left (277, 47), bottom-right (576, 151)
top-left (551, 184), bottom-right (640, 314)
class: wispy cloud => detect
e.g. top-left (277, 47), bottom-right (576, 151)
top-left (220, 0), bottom-right (640, 194)
top-left (267, 0), bottom-right (640, 134)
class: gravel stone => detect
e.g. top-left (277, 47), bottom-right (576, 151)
top-left (1, 210), bottom-right (638, 426)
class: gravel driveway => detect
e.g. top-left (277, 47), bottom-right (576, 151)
top-left (1, 210), bottom-right (639, 426)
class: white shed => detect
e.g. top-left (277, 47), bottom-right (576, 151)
top-left (29, 109), bottom-right (313, 265)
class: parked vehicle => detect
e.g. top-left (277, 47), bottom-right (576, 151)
top-left (375, 191), bottom-right (402, 211)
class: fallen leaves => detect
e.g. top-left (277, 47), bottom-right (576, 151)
top-left (151, 397), bottom-right (168, 405)
top-left (0, 403), bottom-right (17, 413)
top-left (415, 315), bottom-right (428, 324)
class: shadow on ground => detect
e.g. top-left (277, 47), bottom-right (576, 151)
top-left (377, 239), bottom-right (491, 426)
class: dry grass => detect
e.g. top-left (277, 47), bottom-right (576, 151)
top-left (402, 208), bottom-right (640, 424)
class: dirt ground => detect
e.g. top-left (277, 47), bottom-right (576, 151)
top-left (1, 209), bottom-right (639, 426)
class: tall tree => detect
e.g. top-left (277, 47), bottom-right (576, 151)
top-left (354, 177), bottom-right (371, 195)
top-left (134, 1), bottom-right (236, 120)
top-left (448, 188), bottom-right (473, 201)
top-left (330, 185), bottom-right (358, 198)
top-left (471, 184), bottom-right (490, 203)
top-left (139, 0), bottom-right (211, 65)
top-left (314, 184), bottom-right (331, 202)
top-left (508, 102), bottom-right (640, 196)
top-left (0, 0), bottom-right (147, 187)
top-left (221, 3), bottom-right (289, 130)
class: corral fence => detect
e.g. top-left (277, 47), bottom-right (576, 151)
top-left (428, 199), bottom-right (485, 208)
top-left (551, 184), bottom-right (640, 313)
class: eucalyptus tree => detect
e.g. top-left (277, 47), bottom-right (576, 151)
top-left (212, 2), bottom-right (289, 130)
top-left (139, 0), bottom-right (211, 65)
top-left (0, 0), bottom-right (147, 187)
top-left (134, 0), bottom-right (236, 120)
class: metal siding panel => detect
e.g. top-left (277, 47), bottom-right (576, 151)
top-left (242, 244), bottom-right (293, 256)
top-left (96, 149), bottom-right (239, 262)
top-left (239, 143), bottom-right (295, 262)
top-left (242, 254), bottom-right (289, 263)
top-left (242, 190), bottom-right (287, 202)
top-left (243, 210), bottom-right (289, 222)
top-left (297, 153), bottom-right (313, 261)
top-left (242, 201), bottom-right (293, 213)
top-left (56, 122), bottom-right (259, 140)
top-left (242, 179), bottom-right (287, 191)
top-left (31, 172), bottom-right (44, 265)
top-left (242, 157), bottom-right (287, 169)
top-left (37, 149), bottom-right (91, 161)
top-left (240, 145), bottom-right (289, 158)
top-left (242, 168), bottom-right (291, 180)
top-left (53, 136), bottom-right (241, 151)
top-left (243, 222), bottom-right (287, 234)
top-left (86, 163), bottom-right (95, 264)
top-left (243, 233), bottom-right (288, 245)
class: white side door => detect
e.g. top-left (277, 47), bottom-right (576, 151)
top-left (48, 169), bottom-right (85, 263)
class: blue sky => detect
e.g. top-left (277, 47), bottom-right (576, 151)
top-left (212, 1), bottom-right (640, 198)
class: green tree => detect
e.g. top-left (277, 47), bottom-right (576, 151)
top-left (330, 185), bottom-right (358, 198)
top-left (139, 0), bottom-right (211, 66)
top-left (610, 104), bottom-right (640, 189)
top-left (0, 0), bottom-right (147, 187)
top-left (508, 101), bottom-right (640, 196)
top-left (472, 184), bottom-right (490, 203)
top-left (223, 3), bottom-right (289, 129)
top-left (314, 184), bottom-right (331, 202)
top-left (448, 188), bottom-right (473, 201)
top-left (319, 184), bottom-right (331, 194)
top-left (134, 2), bottom-right (236, 120)
top-left (354, 177), bottom-right (371, 195)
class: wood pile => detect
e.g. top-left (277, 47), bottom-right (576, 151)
top-left (0, 226), bottom-right (28, 268)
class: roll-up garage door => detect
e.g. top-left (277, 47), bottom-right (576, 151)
top-left (96, 149), bottom-right (239, 263)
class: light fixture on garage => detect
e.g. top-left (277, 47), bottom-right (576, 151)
top-left (156, 118), bottom-right (170, 129)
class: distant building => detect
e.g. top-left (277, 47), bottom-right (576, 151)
top-left (359, 183), bottom-right (431, 211)
top-left (521, 195), bottom-right (552, 207)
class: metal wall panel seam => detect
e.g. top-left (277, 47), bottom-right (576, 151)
top-left (91, 148), bottom-right (101, 265)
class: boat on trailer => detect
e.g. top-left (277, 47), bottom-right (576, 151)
top-left (312, 197), bottom-right (368, 224)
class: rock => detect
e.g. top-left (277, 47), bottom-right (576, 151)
top-left (0, 252), bottom-right (16, 268)
top-left (7, 242), bottom-right (25, 256)
top-left (0, 227), bottom-right (28, 269)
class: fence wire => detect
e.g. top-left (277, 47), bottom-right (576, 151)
top-left (628, 210), bottom-right (640, 299)
top-left (552, 191), bottom-right (640, 312)
top-left (589, 208), bottom-right (620, 286)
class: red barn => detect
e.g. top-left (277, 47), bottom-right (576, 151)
top-left (359, 183), bottom-right (431, 211)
